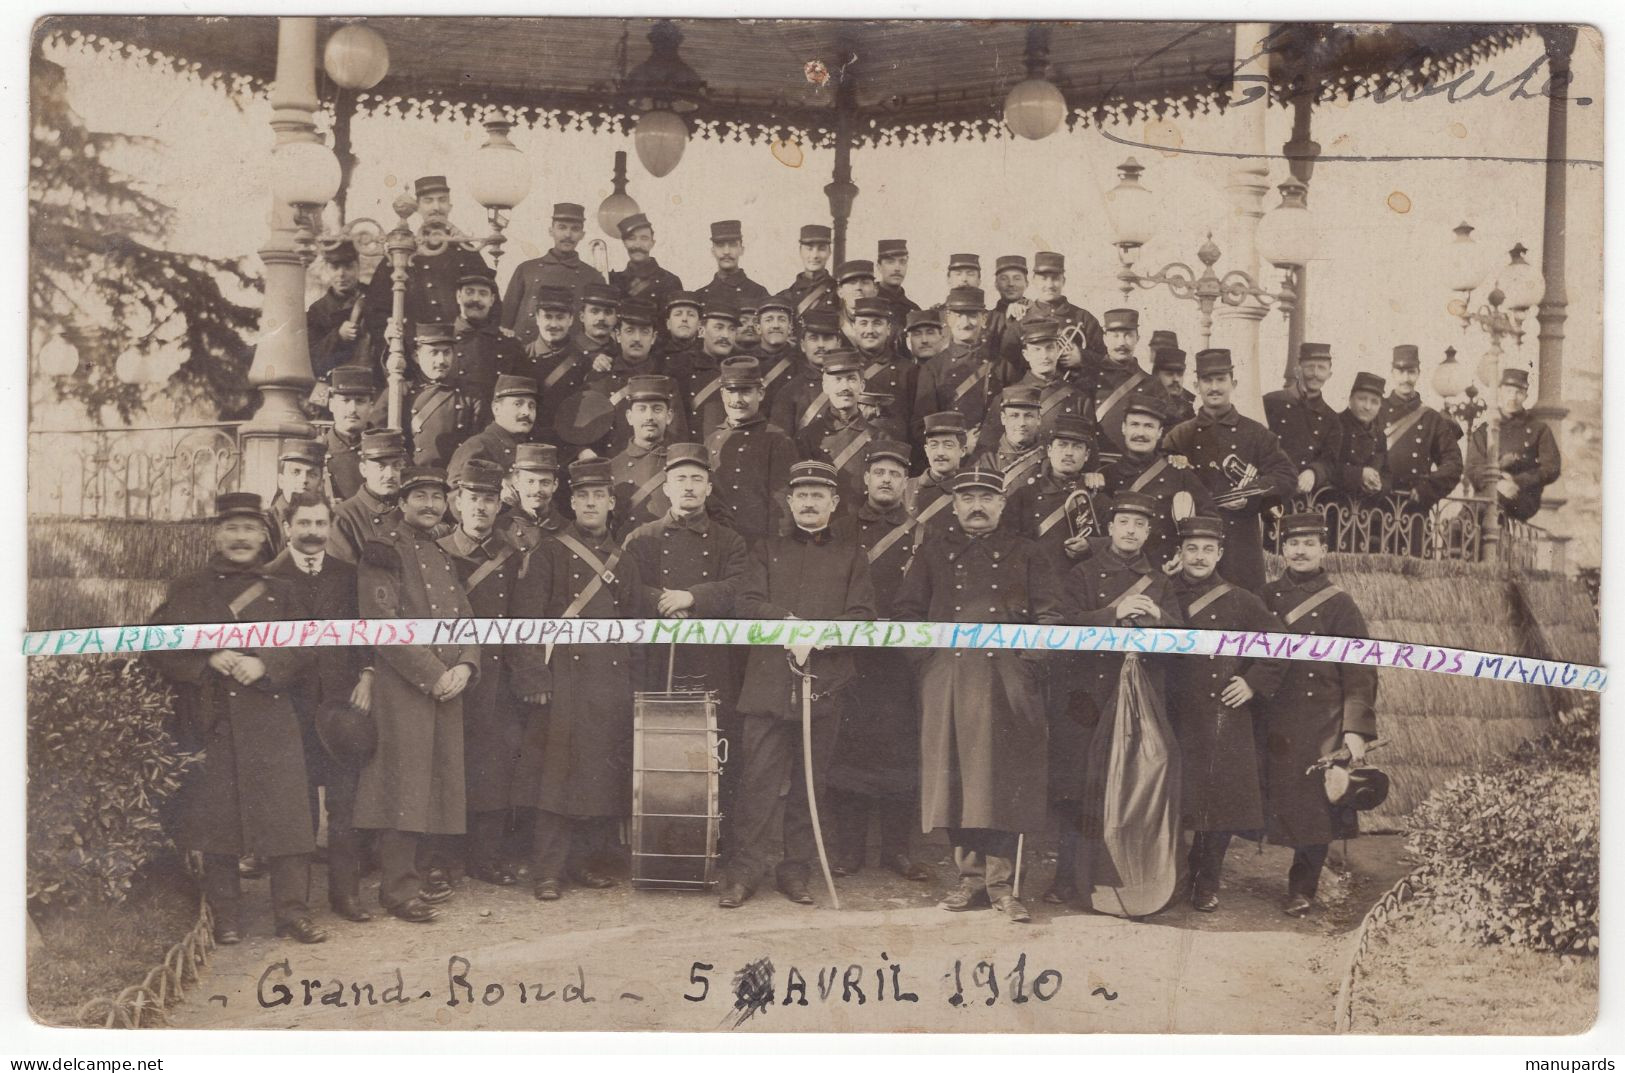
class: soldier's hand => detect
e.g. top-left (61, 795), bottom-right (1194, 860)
top-left (1161, 555), bottom-right (1183, 577)
top-left (1062, 534), bottom-right (1092, 560)
top-left (1220, 676), bottom-right (1255, 707)
top-left (433, 663), bottom-right (473, 701)
top-left (208, 650), bottom-right (243, 675)
top-left (349, 671), bottom-right (374, 713)
top-left (523, 691), bottom-right (551, 707)
top-left (1361, 467), bottom-right (1383, 493)
top-left (1058, 337), bottom-right (1082, 370)
top-left (384, 321), bottom-right (403, 346)
top-left (338, 322), bottom-right (359, 343)
top-left (1343, 732), bottom-right (1368, 763)
top-left (1297, 469), bottom-right (1316, 494)
top-left (658, 589), bottom-right (696, 616)
top-left (1084, 471), bottom-right (1105, 492)
top-left (230, 655), bottom-right (266, 685)
top-left (592, 352), bottom-right (615, 373)
top-left (1117, 594), bottom-right (1160, 622)
top-left (1496, 475), bottom-right (1520, 501)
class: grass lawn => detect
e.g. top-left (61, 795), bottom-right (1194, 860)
top-left (28, 854), bottom-right (202, 1026)
top-left (1351, 901), bottom-right (1598, 1035)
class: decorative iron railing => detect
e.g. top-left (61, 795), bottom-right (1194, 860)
top-left (1265, 487), bottom-right (1567, 572)
top-left (28, 424), bottom-right (242, 521)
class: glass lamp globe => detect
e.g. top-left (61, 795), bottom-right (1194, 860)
top-left (1104, 158), bottom-right (1156, 249)
top-left (635, 109), bottom-right (688, 178)
top-left (1003, 78), bottom-right (1066, 140)
top-left (1445, 222), bottom-right (1490, 294)
top-left (1431, 347), bottom-right (1472, 399)
top-left (1496, 244), bottom-right (1546, 312)
top-left (1256, 180), bottom-right (1318, 267)
top-left (597, 191), bottom-right (640, 238)
top-left (323, 25), bottom-right (390, 91)
top-left (270, 138), bottom-right (341, 209)
top-left (470, 122), bottom-right (532, 210)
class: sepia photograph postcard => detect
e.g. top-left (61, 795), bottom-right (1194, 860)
top-left (14, 5), bottom-right (1612, 1051)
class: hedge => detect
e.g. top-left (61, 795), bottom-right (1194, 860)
top-left (27, 655), bottom-right (198, 908)
top-left (1407, 700), bottom-right (1600, 954)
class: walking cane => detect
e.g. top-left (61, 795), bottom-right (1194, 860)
top-left (1014, 834), bottom-right (1024, 899)
top-left (789, 651), bottom-right (840, 910)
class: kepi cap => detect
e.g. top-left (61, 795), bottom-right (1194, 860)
top-left (1045, 413), bottom-right (1094, 445)
top-left (664, 442), bottom-right (712, 472)
top-left (788, 460), bottom-right (840, 488)
top-left (877, 239), bottom-right (908, 258)
top-left (1177, 515), bottom-right (1226, 541)
top-left (866, 439), bottom-right (911, 468)
top-left (513, 443), bottom-right (560, 472)
top-left (1195, 348), bottom-right (1234, 376)
top-left (944, 286), bottom-right (986, 312)
top-left (493, 374), bottom-right (539, 400)
top-left (836, 259), bottom-right (876, 283)
top-left (400, 465), bottom-right (449, 494)
top-left (567, 456), bottom-right (613, 488)
top-left (414, 322), bottom-right (455, 345)
top-left (329, 366), bottom-right (377, 397)
top-left (1391, 344), bottom-right (1420, 370)
top-left (1020, 318), bottom-right (1060, 344)
top-left (1280, 511), bottom-right (1328, 539)
top-left (1351, 372), bottom-right (1387, 398)
top-left (551, 202), bottom-right (586, 221)
top-left (821, 349), bottom-right (864, 376)
top-left (1299, 341), bottom-right (1334, 362)
top-left (799, 224), bottom-right (832, 244)
top-left (923, 411), bottom-right (969, 437)
top-left (994, 255), bottom-right (1028, 274)
top-left (950, 467), bottom-right (1005, 494)
top-left (1000, 384), bottom-right (1042, 410)
top-left (215, 491), bottom-right (265, 523)
top-left (533, 286), bottom-right (575, 313)
top-left (455, 458), bottom-right (506, 493)
top-left (947, 253), bottom-right (981, 271)
top-left (1107, 490), bottom-right (1159, 520)
top-left (1103, 308), bottom-right (1139, 332)
top-left (359, 428), bottom-right (408, 460)
top-left (718, 357), bottom-right (763, 386)
top-left (626, 374), bottom-right (674, 402)
top-left (616, 212), bottom-right (652, 237)
top-left (414, 175), bottom-right (450, 197)
top-left (279, 438), bottom-right (327, 466)
top-left (709, 220), bottom-right (743, 242)
top-left (906, 308), bottom-right (944, 330)
top-left (1033, 251), bottom-right (1066, 275)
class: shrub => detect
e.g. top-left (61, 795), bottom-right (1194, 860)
top-left (27, 655), bottom-right (198, 908)
top-left (1407, 701), bottom-right (1600, 954)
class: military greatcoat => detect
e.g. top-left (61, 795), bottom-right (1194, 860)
top-left (353, 526), bottom-right (479, 835)
top-left (148, 558), bottom-right (316, 858)
top-left (1100, 449), bottom-right (1219, 570)
top-left (706, 415), bottom-right (798, 543)
top-left (1380, 392), bottom-right (1463, 510)
top-left (501, 250), bottom-right (605, 347)
top-left (1466, 408), bottom-right (1562, 522)
top-left (912, 342), bottom-right (1007, 439)
top-left (892, 525), bottom-right (1062, 834)
top-left (1258, 568), bottom-right (1379, 846)
top-left (1263, 386), bottom-right (1343, 494)
top-left (509, 523), bottom-right (645, 817)
top-left (1168, 573), bottom-right (1287, 832)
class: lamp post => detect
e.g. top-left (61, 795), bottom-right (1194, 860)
top-left (1445, 223), bottom-right (1545, 561)
top-left (1106, 159), bottom-right (1312, 356)
top-left (623, 20), bottom-right (707, 178)
top-left (596, 150), bottom-right (641, 238)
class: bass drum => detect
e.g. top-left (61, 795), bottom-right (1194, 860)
top-left (630, 689), bottom-right (726, 890)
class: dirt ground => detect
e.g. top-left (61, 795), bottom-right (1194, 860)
top-left (159, 833), bottom-right (1414, 1034)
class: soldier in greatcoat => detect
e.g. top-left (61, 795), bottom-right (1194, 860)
top-left (912, 287), bottom-right (1010, 440)
top-left (782, 224), bottom-right (837, 319)
top-left (263, 438), bottom-right (325, 560)
top-left (1465, 367), bottom-right (1562, 523)
top-left (584, 298), bottom-right (688, 457)
top-left (767, 310), bottom-right (842, 437)
top-left (1005, 413), bottom-right (1102, 573)
top-left (450, 272), bottom-right (523, 407)
top-left (354, 467), bottom-right (479, 923)
top-left (406, 322), bottom-right (483, 469)
top-left (1150, 333), bottom-right (1197, 428)
top-left (1052, 491), bottom-right (1184, 906)
top-left (307, 239), bottom-right (369, 381)
top-left (903, 411), bottom-right (969, 549)
top-left (1335, 372), bottom-right (1392, 550)
top-left (1163, 349), bottom-right (1298, 593)
top-left (719, 460), bottom-right (877, 909)
top-left (1021, 252), bottom-right (1106, 387)
top-left (622, 443), bottom-right (751, 841)
top-left (499, 442), bottom-right (566, 553)
top-left (437, 459), bottom-right (526, 887)
top-left (875, 238), bottom-right (920, 333)
top-left (1167, 515), bottom-right (1287, 912)
top-left (796, 351), bottom-right (879, 508)
top-left (509, 457), bottom-right (646, 901)
top-left (892, 467), bottom-right (1062, 924)
top-left (1091, 308), bottom-right (1166, 461)
top-left (608, 375), bottom-right (679, 536)
top-left (447, 374), bottom-right (537, 491)
top-left (1381, 345), bottom-right (1463, 552)
top-left (978, 319), bottom-right (1092, 458)
top-left (826, 441), bottom-right (932, 882)
top-left (985, 255), bottom-right (1030, 369)
top-left (323, 366), bottom-right (376, 503)
top-left (501, 201), bottom-right (604, 347)
top-left (849, 295), bottom-right (917, 434)
top-left (328, 428), bottom-right (407, 563)
top-left (972, 384), bottom-right (1047, 497)
top-left (666, 302), bottom-right (740, 441)
top-left (694, 220), bottom-right (771, 309)
top-left (608, 213), bottom-right (684, 319)
top-left (1259, 513), bottom-right (1379, 917)
top-left (706, 356), bottom-right (798, 542)
top-left (264, 491), bottom-right (376, 925)
top-left (1101, 395), bottom-right (1218, 572)
top-left (362, 176), bottom-right (502, 365)
top-left (149, 492), bottom-right (325, 945)
top-left (1263, 342), bottom-right (1344, 503)
top-left (748, 293), bottom-right (800, 412)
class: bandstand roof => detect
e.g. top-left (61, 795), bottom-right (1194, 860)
top-left (41, 17), bottom-right (1534, 146)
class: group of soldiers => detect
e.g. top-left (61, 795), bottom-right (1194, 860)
top-left (148, 176), bottom-right (1565, 941)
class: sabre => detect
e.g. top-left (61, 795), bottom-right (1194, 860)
top-left (788, 651), bottom-right (840, 910)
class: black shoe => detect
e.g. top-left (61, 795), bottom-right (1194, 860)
top-left (275, 917), bottom-right (329, 944)
top-left (1284, 894), bottom-right (1315, 917)
top-left (884, 854), bottom-right (932, 882)
top-left (388, 897), bottom-right (439, 923)
top-left (470, 864), bottom-right (518, 887)
top-left (939, 881), bottom-right (991, 912)
top-left (572, 870), bottom-right (617, 890)
top-left (533, 879), bottom-right (562, 901)
top-left (717, 882), bottom-right (750, 909)
top-left (1193, 890), bottom-right (1220, 913)
top-left (777, 876), bottom-right (815, 905)
top-left (423, 867), bottom-right (454, 893)
top-left (418, 883), bottom-right (455, 905)
top-left (1041, 883), bottom-right (1077, 905)
top-left (238, 856), bottom-right (267, 880)
top-left (830, 862), bottom-right (857, 878)
top-left (994, 895), bottom-right (1032, 923)
top-left (330, 895), bottom-right (374, 923)
top-left (213, 925), bottom-right (242, 946)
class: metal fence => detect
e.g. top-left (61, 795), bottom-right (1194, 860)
top-left (1266, 487), bottom-right (1568, 573)
top-left (28, 424), bottom-right (241, 521)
